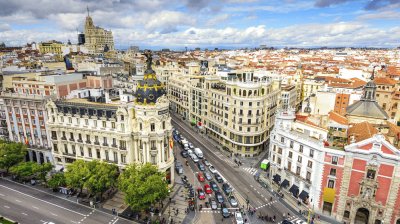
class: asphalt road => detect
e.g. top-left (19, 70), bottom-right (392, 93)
top-left (171, 114), bottom-right (303, 223)
top-left (0, 178), bottom-right (132, 224)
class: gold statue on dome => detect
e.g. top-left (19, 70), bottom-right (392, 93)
top-left (143, 50), bottom-right (153, 70)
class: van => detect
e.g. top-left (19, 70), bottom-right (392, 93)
top-left (194, 148), bottom-right (203, 159)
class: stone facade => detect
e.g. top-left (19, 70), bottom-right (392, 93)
top-left (84, 15), bottom-right (114, 54)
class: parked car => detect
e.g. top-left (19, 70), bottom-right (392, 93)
top-left (187, 149), bottom-right (193, 156)
top-left (197, 188), bottom-right (206, 200)
top-left (221, 207), bottom-right (230, 218)
top-left (197, 163), bottom-right (205, 171)
top-left (197, 172), bottom-right (205, 182)
top-left (204, 184), bottom-right (212, 194)
top-left (191, 154), bottom-right (199, 163)
top-left (222, 183), bottom-right (232, 195)
top-left (210, 181), bottom-right (219, 192)
top-left (215, 192), bottom-right (224, 203)
top-left (175, 166), bottom-right (183, 175)
top-left (181, 150), bottom-right (188, 158)
top-left (235, 211), bottom-right (244, 224)
top-left (188, 143), bottom-right (194, 149)
top-left (229, 196), bottom-right (238, 207)
top-left (295, 221), bottom-right (307, 224)
top-left (215, 173), bottom-right (223, 183)
top-left (188, 188), bottom-right (195, 198)
top-left (203, 159), bottom-right (211, 167)
top-left (282, 220), bottom-right (293, 224)
top-left (209, 165), bottom-right (217, 174)
top-left (204, 171), bottom-right (212, 181)
top-left (209, 198), bottom-right (218, 210)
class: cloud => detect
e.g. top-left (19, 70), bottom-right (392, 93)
top-left (357, 10), bottom-right (400, 20)
top-left (0, 23), bottom-right (10, 31)
top-left (315, 0), bottom-right (400, 9)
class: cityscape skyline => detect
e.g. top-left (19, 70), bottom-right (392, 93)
top-left (0, 0), bottom-right (399, 49)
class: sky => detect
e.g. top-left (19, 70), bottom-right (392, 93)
top-left (0, 0), bottom-right (399, 49)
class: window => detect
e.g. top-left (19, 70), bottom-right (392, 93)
top-left (281, 137), bottom-right (284, 143)
top-left (80, 147), bottom-right (84, 156)
top-left (94, 120), bottom-right (97, 127)
top-left (53, 144), bottom-right (58, 152)
top-left (95, 136), bottom-right (99, 142)
top-left (103, 137), bottom-right (107, 144)
top-left (121, 154), bottom-right (126, 163)
top-left (278, 148), bottom-right (282, 154)
top-left (88, 148), bottom-right (92, 157)
top-left (86, 135), bottom-right (90, 143)
top-left (327, 179), bottom-right (335, 188)
top-left (105, 150), bottom-right (109, 160)
top-left (367, 169), bottom-right (376, 179)
top-left (329, 168), bottom-right (336, 176)
top-left (290, 141), bottom-right (294, 148)
top-left (332, 156), bottom-right (338, 165)
top-left (102, 121), bottom-right (106, 128)
top-left (113, 152), bottom-right (118, 162)
top-left (296, 166), bottom-right (301, 175)
top-left (112, 138), bottom-right (116, 146)
top-left (68, 117), bottom-right (72, 123)
top-left (288, 151), bottom-right (293, 158)
top-left (151, 123), bottom-right (155, 132)
top-left (85, 119), bottom-right (88, 125)
top-left (299, 145), bottom-right (303, 153)
top-left (120, 140), bottom-right (126, 149)
top-left (310, 149), bottom-right (314, 158)
top-left (297, 156), bottom-right (302, 163)
top-left (306, 171), bottom-right (311, 181)
top-left (162, 121), bottom-right (165, 129)
top-left (120, 115), bottom-right (124, 121)
top-left (287, 161), bottom-right (292, 171)
top-left (111, 122), bottom-right (115, 129)
top-left (307, 161), bottom-right (313, 168)
top-left (96, 149), bottom-right (100, 159)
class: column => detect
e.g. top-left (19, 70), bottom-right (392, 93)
top-left (158, 140), bottom-right (163, 164)
top-left (133, 139), bottom-right (138, 162)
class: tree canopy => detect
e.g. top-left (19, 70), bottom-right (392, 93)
top-left (47, 173), bottom-right (66, 190)
top-left (118, 163), bottom-right (169, 212)
top-left (10, 161), bottom-right (39, 179)
top-left (65, 160), bottom-right (90, 193)
top-left (84, 160), bottom-right (118, 200)
top-left (0, 140), bottom-right (27, 173)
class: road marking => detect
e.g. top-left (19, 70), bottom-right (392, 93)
top-left (4, 205), bottom-right (10, 208)
top-left (0, 184), bottom-right (87, 217)
top-left (21, 212), bottom-right (28, 216)
top-left (70, 221), bottom-right (78, 224)
top-left (0, 193), bottom-right (4, 196)
top-left (32, 206), bottom-right (39, 209)
top-left (111, 218), bottom-right (119, 224)
top-left (51, 212), bottom-right (58, 216)
top-left (15, 199), bottom-right (21, 202)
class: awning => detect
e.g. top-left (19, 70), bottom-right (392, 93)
top-left (280, 179), bottom-right (289, 188)
top-left (273, 174), bottom-right (281, 184)
top-left (323, 187), bottom-right (336, 204)
top-left (289, 185), bottom-right (299, 198)
top-left (299, 190), bottom-right (309, 201)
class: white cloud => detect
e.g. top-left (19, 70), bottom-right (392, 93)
top-left (357, 10), bottom-right (400, 20)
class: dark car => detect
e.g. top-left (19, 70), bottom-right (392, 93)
top-left (222, 183), bottom-right (232, 195)
top-left (215, 173), bottom-right (223, 183)
top-left (197, 163), bottom-right (205, 171)
top-left (181, 150), bottom-right (188, 158)
top-left (221, 207), bottom-right (230, 218)
top-left (282, 220), bottom-right (293, 224)
top-left (215, 192), bottom-right (224, 204)
top-left (210, 181), bottom-right (219, 192)
top-left (188, 188), bottom-right (195, 199)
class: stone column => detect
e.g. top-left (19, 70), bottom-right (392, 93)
top-left (158, 140), bottom-right (163, 164)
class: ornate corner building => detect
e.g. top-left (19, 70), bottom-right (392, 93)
top-left (46, 51), bottom-right (174, 183)
top-left (84, 10), bottom-right (115, 55)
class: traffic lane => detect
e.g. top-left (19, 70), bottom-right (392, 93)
top-left (0, 184), bottom-right (84, 224)
top-left (0, 179), bottom-right (132, 224)
top-left (172, 118), bottom-right (285, 221)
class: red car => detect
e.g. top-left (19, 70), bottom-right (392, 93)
top-left (204, 184), bottom-right (213, 194)
top-left (197, 188), bottom-right (206, 200)
top-left (197, 173), bottom-right (205, 182)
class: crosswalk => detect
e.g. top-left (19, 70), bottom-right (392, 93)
top-left (254, 200), bottom-right (277, 210)
top-left (241, 167), bottom-right (258, 175)
top-left (278, 215), bottom-right (303, 223)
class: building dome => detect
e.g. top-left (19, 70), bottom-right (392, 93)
top-left (135, 50), bottom-right (165, 104)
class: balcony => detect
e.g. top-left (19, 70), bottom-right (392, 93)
top-left (112, 144), bottom-right (118, 148)
top-left (51, 136), bottom-right (57, 140)
top-left (61, 136), bottom-right (67, 140)
top-left (86, 140), bottom-right (91, 144)
top-left (102, 143), bottom-right (108, 146)
top-left (119, 146), bottom-right (126, 150)
top-left (69, 138), bottom-right (75, 142)
top-left (94, 141), bottom-right (100, 145)
top-left (77, 139), bottom-right (83, 143)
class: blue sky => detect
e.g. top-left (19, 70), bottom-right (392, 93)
top-left (0, 0), bottom-right (399, 49)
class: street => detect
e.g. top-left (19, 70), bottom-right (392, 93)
top-left (171, 113), bottom-right (305, 224)
top-left (0, 178), bottom-right (132, 224)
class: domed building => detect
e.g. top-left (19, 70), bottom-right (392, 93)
top-left (135, 50), bottom-right (166, 104)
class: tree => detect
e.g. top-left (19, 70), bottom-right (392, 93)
top-left (10, 162), bottom-right (39, 180)
top-left (0, 140), bottom-right (27, 174)
top-left (36, 162), bottom-right (53, 183)
top-left (84, 160), bottom-right (118, 201)
top-left (47, 173), bottom-right (66, 190)
top-left (118, 163), bottom-right (169, 212)
top-left (65, 160), bottom-right (90, 194)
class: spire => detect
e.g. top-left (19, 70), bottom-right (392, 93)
top-left (87, 6), bottom-right (90, 17)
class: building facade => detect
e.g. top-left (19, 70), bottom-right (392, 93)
top-left (84, 13), bottom-right (114, 54)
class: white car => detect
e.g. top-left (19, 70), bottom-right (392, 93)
top-left (235, 211), bottom-right (244, 224)
top-left (187, 149), bottom-right (193, 156)
top-left (295, 220), bottom-right (307, 224)
top-left (209, 165), bottom-right (217, 174)
top-left (191, 154), bottom-right (199, 163)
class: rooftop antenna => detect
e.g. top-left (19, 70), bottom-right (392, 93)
top-left (87, 6), bottom-right (90, 17)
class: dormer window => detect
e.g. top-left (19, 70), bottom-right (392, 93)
top-left (366, 169), bottom-right (376, 179)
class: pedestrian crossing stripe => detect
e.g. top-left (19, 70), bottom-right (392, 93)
top-left (200, 210), bottom-right (221, 213)
top-left (242, 167), bottom-right (258, 175)
top-left (255, 200), bottom-right (277, 209)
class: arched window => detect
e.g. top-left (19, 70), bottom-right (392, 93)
top-left (249, 90), bottom-right (252, 96)
top-left (261, 88), bottom-right (265, 95)
top-left (243, 90), bottom-right (247, 97)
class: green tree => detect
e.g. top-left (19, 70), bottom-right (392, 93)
top-left (84, 160), bottom-right (118, 201)
top-left (65, 160), bottom-right (90, 194)
top-left (35, 162), bottom-right (53, 183)
top-left (118, 163), bottom-right (169, 212)
top-left (47, 173), bottom-right (66, 190)
top-left (10, 162), bottom-right (39, 180)
top-left (0, 140), bottom-right (27, 174)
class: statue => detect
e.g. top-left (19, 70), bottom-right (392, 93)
top-left (143, 50), bottom-right (153, 70)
